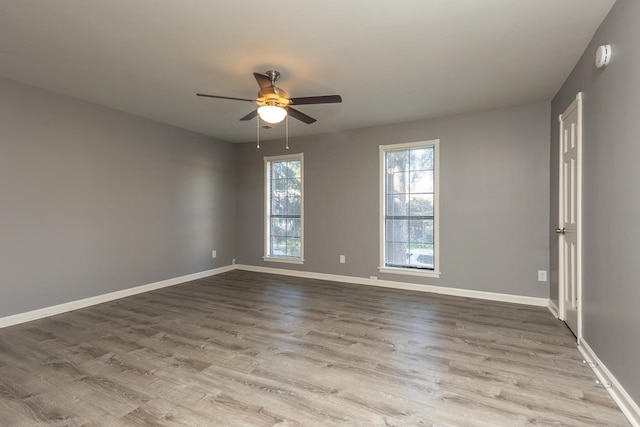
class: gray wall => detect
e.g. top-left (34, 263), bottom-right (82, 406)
top-left (0, 77), bottom-right (236, 317)
top-left (550, 0), bottom-right (640, 404)
top-left (237, 102), bottom-right (550, 298)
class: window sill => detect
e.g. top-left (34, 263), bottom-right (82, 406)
top-left (378, 267), bottom-right (441, 278)
top-left (264, 257), bottom-right (305, 265)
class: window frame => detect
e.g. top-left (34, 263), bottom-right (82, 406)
top-left (264, 153), bottom-right (304, 264)
top-left (379, 140), bottom-right (441, 278)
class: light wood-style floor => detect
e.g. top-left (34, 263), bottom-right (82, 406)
top-left (0, 270), bottom-right (629, 426)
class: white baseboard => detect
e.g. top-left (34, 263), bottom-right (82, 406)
top-left (4, 263), bottom-right (634, 425)
top-left (548, 299), bottom-right (559, 318)
top-left (235, 264), bottom-right (549, 307)
top-left (0, 263), bottom-right (550, 328)
top-left (0, 265), bottom-right (235, 329)
top-left (578, 338), bottom-right (640, 427)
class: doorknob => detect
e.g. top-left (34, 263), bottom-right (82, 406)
top-left (555, 228), bottom-right (566, 234)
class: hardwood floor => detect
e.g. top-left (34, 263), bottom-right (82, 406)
top-left (0, 270), bottom-right (629, 426)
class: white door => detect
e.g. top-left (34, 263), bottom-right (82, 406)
top-left (558, 93), bottom-right (583, 339)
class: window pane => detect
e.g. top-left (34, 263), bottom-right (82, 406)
top-left (386, 150), bottom-right (409, 173)
top-left (273, 178), bottom-right (288, 193)
top-left (386, 172), bottom-right (408, 195)
top-left (386, 219), bottom-right (408, 243)
top-left (409, 219), bottom-right (434, 244)
top-left (287, 178), bottom-right (301, 192)
top-left (410, 171), bottom-right (433, 193)
top-left (286, 161), bottom-right (300, 179)
top-left (271, 197), bottom-right (285, 215)
top-left (385, 241), bottom-right (408, 265)
top-left (386, 194), bottom-right (409, 217)
top-left (409, 194), bottom-right (434, 216)
top-left (273, 162), bottom-right (287, 179)
top-left (288, 218), bottom-right (301, 237)
top-left (410, 148), bottom-right (434, 171)
top-left (286, 237), bottom-right (301, 257)
top-left (287, 196), bottom-right (301, 216)
top-left (271, 237), bottom-right (287, 256)
top-left (271, 218), bottom-right (287, 237)
top-left (407, 246), bottom-right (434, 268)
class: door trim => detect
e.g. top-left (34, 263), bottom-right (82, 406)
top-left (558, 92), bottom-right (583, 340)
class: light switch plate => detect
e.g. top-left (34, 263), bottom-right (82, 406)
top-left (538, 270), bottom-right (547, 282)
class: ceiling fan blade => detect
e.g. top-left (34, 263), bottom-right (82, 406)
top-left (287, 107), bottom-right (317, 124)
top-left (289, 95), bottom-right (342, 105)
top-left (196, 93), bottom-right (255, 102)
top-left (253, 73), bottom-right (272, 89)
top-left (240, 110), bottom-right (258, 121)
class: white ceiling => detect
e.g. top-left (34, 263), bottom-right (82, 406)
top-left (0, 0), bottom-right (615, 143)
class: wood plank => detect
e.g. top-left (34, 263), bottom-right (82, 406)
top-left (0, 270), bottom-right (630, 426)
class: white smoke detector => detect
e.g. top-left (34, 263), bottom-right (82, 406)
top-left (595, 45), bottom-right (611, 68)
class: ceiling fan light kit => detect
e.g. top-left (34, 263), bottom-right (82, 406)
top-left (197, 70), bottom-right (342, 148)
top-left (257, 105), bottom-right (287, 124)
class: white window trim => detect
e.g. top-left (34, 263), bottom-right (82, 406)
top-left (264, 153), bottom-right (305, 264)
top-left (378, 140), bottom-right (441, 278)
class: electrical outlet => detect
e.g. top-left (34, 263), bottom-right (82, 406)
top-left (232, 258), bottom-right (236, 265)
top-left (369, 276), bottom-right (378, 280)
top-left (339, 255), bottom-right (346, 264)
top-left (538, 270), bottom-right (547, 282)
top-left (212, 250), bottom-right (217, 259)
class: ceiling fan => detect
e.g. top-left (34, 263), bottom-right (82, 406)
top-left (196, 70), bottom-right (342, 125)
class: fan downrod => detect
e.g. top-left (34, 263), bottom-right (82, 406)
top-left (265, 70), bottom-right (280, 86)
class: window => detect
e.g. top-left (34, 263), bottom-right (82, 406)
top-left (264, 154), bottom-right (304, 263)
top-left (379, 140), bottom-right (440, 277)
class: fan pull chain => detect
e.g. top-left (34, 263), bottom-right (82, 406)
top-left (285, 115), bottom-right (289, 150)
top-left (256, 114), bottom-right (260, 148)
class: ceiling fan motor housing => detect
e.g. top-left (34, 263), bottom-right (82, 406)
top-left (258, 86), bottom-right (290, 107)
